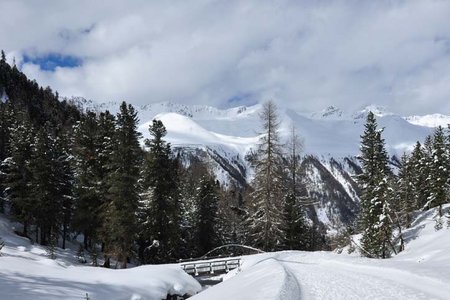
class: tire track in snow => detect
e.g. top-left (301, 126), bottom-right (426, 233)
top-left (280, 254), bottom-right (447, 300)
top-left (277, 261), bottom-right (302, 300)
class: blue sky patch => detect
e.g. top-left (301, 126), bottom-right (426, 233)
top-left (23, 53), bottom-right (82, 71)
top-left (227, 93), bottom-right (254, 105)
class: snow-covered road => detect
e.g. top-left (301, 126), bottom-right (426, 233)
top-left (191, 251), bottom-right (450, 300)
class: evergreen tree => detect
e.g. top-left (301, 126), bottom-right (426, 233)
top-left (30, 125), bottom-right (61, 245)
top-left (283, 193), bottom-right (310, 250)
top-left (178, 160), bottom-right (204, 259)
top-left (96, 111), bottom-right (116, 254)
top-left (0, 102), bottom-right (14, 162)
top-left (396, 153), bottom-right (415, 228)
top-left (357, 112), bottom-right (393, 258)
top-left (139, 119), bottom-right (180, 263)
top-left (421, 135), bottom-right (434, 209)
top-left (408, 142), bottom-right (429, 209)
top-left (247, 100), bottom-right (286, 251)
top-left (217, 186), bottom-right (248, 249)
top-left (428, 126), bottom-right (449, 218)
top-left (283, 125), bottom-right (310, 250)
top-left (53, 131), bottom-right (74, 249)
top-left (195, 175), bottom-right (221, 256)
top-left (72, 112), bottom-right (102, 249)
top-left (1, 113), bottom-right (35, 236)
top-left (106, 102), bottom-right (142, 268)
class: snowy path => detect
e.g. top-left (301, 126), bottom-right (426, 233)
top-left (281, 252), bottom-right (449, 300)
top-left (190, 251), bottom-right (450, 300)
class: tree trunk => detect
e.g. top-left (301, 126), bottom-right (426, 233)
top-left (23, 219), bottom-right (28, 237)
top-left (62, 222), bottom-right (67, 249)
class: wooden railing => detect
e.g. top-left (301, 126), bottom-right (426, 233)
top-left (180, 257), bottom-right (241, 276)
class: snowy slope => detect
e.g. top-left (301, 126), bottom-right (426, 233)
top-left (0, 214), bottom-right (201, 300)
top-left (191, 205), bottom-right (450, 300)
top-left (405, 114), bottom-right (450, 128)
top-left (70, 98), bottom-right (437, 158)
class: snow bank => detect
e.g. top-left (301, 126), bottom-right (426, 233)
top-left (0, 214), bottom-right (201, 300)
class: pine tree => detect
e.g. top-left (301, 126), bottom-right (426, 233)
top-left (428, 126), bottom-right (449, 218)
top-left (216, 186), bottom-right (248, 249)
top-left (195, 175), bottom-right (221, 256)
top-left (96, 111), bottom-right (116, 255)
top-left (139, 119), bottom-right (180, 263)
top-left (396, 153), bottom-right (415, 228)
top-left (0, 102), bottom-right (14, 162)
top-left (358, 112), bottom-right (393, 258)
top-left (72, 112), bottom-right (102, 249)
top-left (408, 142), bottom-right (428, 209)
top-left (421, 135), bottom-right (434, 209)
top-left (106, 102), bottom-right (142, 268)
top-left (1, 113), bottom-right (35, 236)
top-left (283, 125), bottom-right (310, 250)
top-left (283, 193), bottom-right (310, 250)
top-left (178, 160), bottom-right (204, 259)
top-left (30, 125), bottom-right (61, 245)
top-left (247, 100), bottom-right (286, 251)
top-left (53, 131), bottom-right (74, 249)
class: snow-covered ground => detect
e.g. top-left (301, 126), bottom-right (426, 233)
top-left (2, 205), bottom-right (449, 300)
top-left (0, 215), bottom-right (201, 300)
top-left (192, 205), bottom-right (450, 300)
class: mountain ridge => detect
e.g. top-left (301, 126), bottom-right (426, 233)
top-left (67, 97), bottom-right (445, 232)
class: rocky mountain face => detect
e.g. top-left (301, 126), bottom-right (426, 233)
top-left (69, 97), bottom-right (440, 232)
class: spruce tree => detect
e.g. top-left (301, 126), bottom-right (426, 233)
top-left (358, 112), bottom-right (393, 258)
top-left (72, 112), bottom-right (102, 249)
top-left (106, 102), bottom-right (142, 268)
top-left (139, 119), bottom-right (180, 263)
top-left (428, 126), bottom-right (449, 218)
top-left (409, 142), bottom-right (428, 209)
top-left (247, 100), bottom-right (286, 251)
top-left (96, 111), bottom-right (116, 254)
top-left (283, 125), bottom-right (310, 250)
top-left (283, 193), bottom-right (310, 250)
top-left (396, 153), bottom-right (415, 228)
top-left (30, 125), bottom-right (61, 245)
top-left (2, 113), bottom-right (35, 236)
top-left (178, 160), bottom-right (204, 259)
top-left (195, 175), bottom-right (221, 256)
top-left (53, 131), bottom-right (74, 249)
top-left (0, 102), bottom-right (14, 162)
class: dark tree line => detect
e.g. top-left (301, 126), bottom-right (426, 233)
top-left (357, 112), bottom-right (450, 259)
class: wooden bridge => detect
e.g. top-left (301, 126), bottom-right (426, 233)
top-left (179, 244), bottom-right (264, 277)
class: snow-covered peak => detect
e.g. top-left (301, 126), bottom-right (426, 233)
top-left (351, 105), bottom-right (394, 120)
top-left (310, 106), bottom-right (345, 120)
top-left (405, 114), bottom-right (450, 128)
top-left (65, 97), bottom-right (435, 157)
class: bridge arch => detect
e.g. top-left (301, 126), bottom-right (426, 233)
top-left (200, 244), bottom-right (265, 259)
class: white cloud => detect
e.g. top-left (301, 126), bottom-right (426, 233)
top-left (1, 0), bottom-right (450, 115)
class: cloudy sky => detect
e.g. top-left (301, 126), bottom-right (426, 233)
top-left (1, 0), bottom-right (450, 115)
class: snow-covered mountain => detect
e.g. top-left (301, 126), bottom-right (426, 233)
top-left (69, 98), bottom-right (447, 231)
top-left (70, 99), bottom-right (439, 158)
top-left (405, 114), bottom-right (450, 128)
